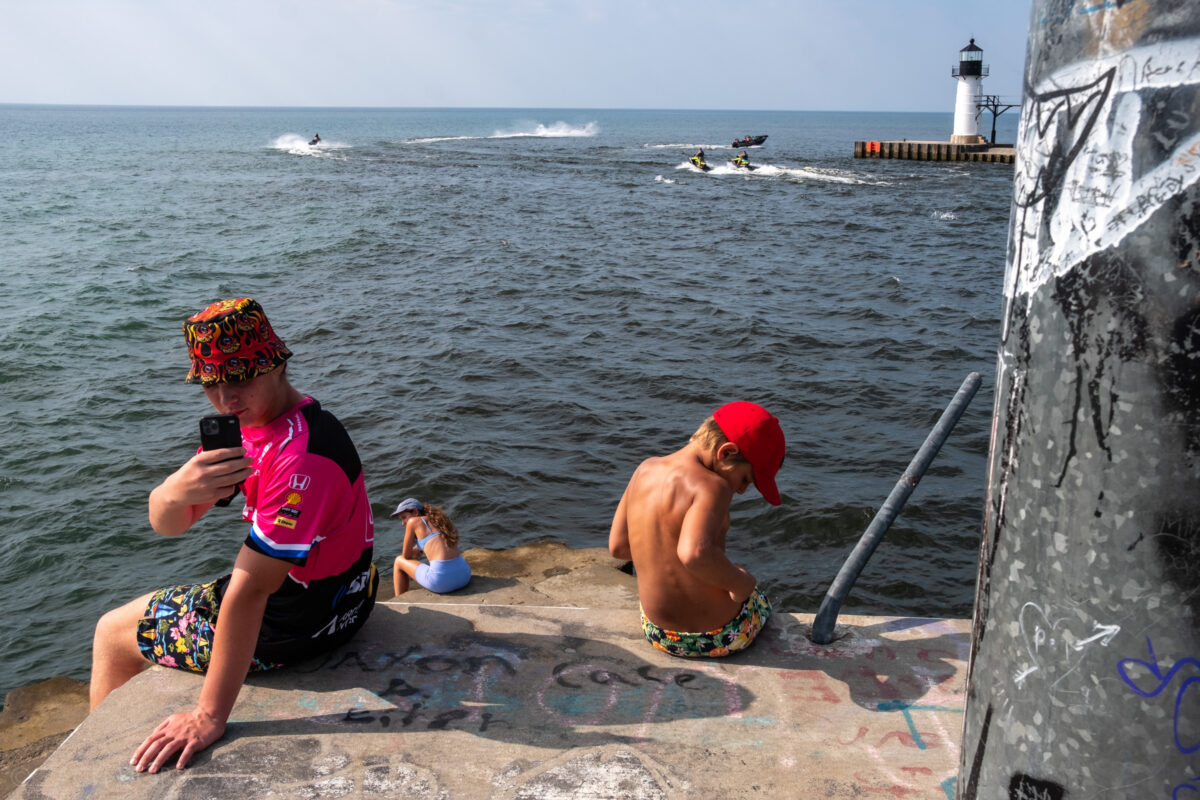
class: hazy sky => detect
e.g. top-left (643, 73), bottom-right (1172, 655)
top-left (2, 0), bottom-right (1033, 111)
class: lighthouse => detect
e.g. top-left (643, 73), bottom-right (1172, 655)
top-left (951, 39), bottom-right (987, 144)
top-left (851, 34), bottom-right (1015, 163)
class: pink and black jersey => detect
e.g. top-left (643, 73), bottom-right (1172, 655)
top-left (232, 397), bottom-right (377, 661)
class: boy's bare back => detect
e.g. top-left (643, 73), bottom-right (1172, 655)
top-left (610, 442), bottom-right (756, 633)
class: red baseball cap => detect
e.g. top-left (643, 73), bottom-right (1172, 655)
top-left (713, 401), bottom-right (785, 505)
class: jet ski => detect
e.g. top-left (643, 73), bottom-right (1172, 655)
top-left (308, 135), bottom-right (321, 146)
top-left (689, 155), bottom-right (712, 172)
top-left (731, 135), bottom-right (767, 148)
top-left (731, 152), bottom-right (756, 170)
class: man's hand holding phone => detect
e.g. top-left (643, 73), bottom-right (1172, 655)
top-left (199, 415), bottom-right (248, 507)
top-left (191, 447), bottom-right (252, 504)
top-left (149, 426), bottom-right (252, 536)
top-left (162, 446), bottom-right (250, 508)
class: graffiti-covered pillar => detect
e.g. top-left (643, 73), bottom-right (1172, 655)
top-left (959, 2), bottom-right (1200, 799)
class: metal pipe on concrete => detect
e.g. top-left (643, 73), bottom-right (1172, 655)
top-left (811, 372), bottom-right (981, 645)
top-left (959, 2), bottom-right (1200, 798)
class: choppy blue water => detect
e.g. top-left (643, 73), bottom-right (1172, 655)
top-left (0, 105), bottom-right (1018, 696)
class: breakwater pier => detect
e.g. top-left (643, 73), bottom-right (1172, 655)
top-left (854, 139), bottom-right (1015, 163)
top-left (4, 543), bottom-right (972, 799)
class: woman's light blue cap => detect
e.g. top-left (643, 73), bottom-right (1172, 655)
top-left (390, 497), bottom-right (424, 517)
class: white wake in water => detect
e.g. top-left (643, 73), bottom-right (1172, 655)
top-left (675, 160), bottom-right (875, 184)
top-left (271, 133), bottom-right (349, 158)
top-left (408, 135), bottom-right (476, 144)
top-left (403, 122), bottom-right (597, 144)
top-left (490, 121), bottom-right (598, 138)
top-left (646, 142), bottom-right (726, 150)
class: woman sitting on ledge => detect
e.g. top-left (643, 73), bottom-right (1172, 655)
top-left (391, 498), bottom-right (471, 595)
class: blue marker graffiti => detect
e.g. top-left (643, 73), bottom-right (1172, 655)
top-left (1117, 637), bottom-right (1199, 754)
top-left (1174, 774), bottom-right (1200, 800)
top-left (1118, 637), bottom-right (1200, 799)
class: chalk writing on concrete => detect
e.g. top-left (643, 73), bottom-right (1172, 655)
top-left (1013, 602), bottom-right (1119, 698)
top-left (875, 700), bottom-right (963, 751)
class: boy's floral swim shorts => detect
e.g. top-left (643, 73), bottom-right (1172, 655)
top-left (640, 588), bottom-right (772, 657)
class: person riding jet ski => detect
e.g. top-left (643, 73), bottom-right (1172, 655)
top-left (732, 151), bottom-right (751, 169)
top-left (689, 148), bottom-right (708, 169)
top-left (309, 133), bottom-right (321, 146)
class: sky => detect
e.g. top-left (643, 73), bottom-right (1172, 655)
top-left (1, 0), bottom-right (1033, 111)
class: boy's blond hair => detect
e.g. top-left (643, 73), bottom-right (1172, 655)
top-left (690, 416), bottom-right (750, 464)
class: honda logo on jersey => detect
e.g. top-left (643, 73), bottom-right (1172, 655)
top-left (289, 474), bottom-right (312, 490)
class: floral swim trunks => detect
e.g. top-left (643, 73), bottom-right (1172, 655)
top-left (136, 578), bottom-right (282, 674)
top-left (640, 588), bottom-right (772, 658)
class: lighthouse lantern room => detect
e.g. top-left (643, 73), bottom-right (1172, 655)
top-left (951, 39), bottom-right (989, 144)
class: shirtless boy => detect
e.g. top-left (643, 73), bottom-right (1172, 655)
top-left (609, 401), bottom-right (784, 657)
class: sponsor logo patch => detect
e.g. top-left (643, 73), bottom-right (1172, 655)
top-left (289, 474), bottom-right (312, 490)
top-left (286, 492), bottom-right (303, 506)
top-left (278, 507), bottom-right (302, 518)
top-left (273, 516), bottom-right (297, 529)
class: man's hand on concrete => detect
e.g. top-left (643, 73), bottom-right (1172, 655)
top-left (131, 707), bottom-right (226, 773)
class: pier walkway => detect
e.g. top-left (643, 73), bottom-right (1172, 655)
top-left (7, 545), bottom-right (971, 799)
top-left (855, 139), bottom-right (1015, 163)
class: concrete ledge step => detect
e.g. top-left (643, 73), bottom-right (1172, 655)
top-left (13, 603), bottom-right (970, 799)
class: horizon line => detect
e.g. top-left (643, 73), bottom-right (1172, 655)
top-left (0, 102), bottom-right (1023, 115)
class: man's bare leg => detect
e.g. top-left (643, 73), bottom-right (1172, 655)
top-left (90, 592), bottom-right (154, 710)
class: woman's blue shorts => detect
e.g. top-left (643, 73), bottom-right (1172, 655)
top-left (415, 555), bottom-right (472, 593)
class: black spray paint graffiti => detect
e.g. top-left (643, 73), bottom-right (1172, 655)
top-left (1118, 637), bottom-right (1200, 798)
top-left (298, 645), bottom-right (735, 734)
top-left (960, 703), bottom-right (993, 800)
top-left (963, 15), bottom-right (1200, 799)
top-left (1048, 252), bottom-right (1149, 487)
top-left (1002, 65), bottom-right (1116, 345)
top-left (324, 645), bottom-right (522, 732)
top-left (972, 66), bottom-right (1120, 672)
top-left (1006, 66), bottom-right (1136, 493)
top-left (960, 708), bottom-right (1071, 800)
top-left (1015, 68), bottom-right (1116, 210)
top-left (1009, 773), bottom-right (1066, 800)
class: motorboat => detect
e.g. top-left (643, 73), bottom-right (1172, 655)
top-left (731, 135), bottom-right (767, 148)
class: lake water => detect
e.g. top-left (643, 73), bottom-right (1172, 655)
top-left (0, 105), bottom-right (1018, 696)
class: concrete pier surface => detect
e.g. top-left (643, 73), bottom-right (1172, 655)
top-left (4, 543), bottom-right (971, 799)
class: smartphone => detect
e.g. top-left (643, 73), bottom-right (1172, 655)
top-left (199, 414), bottom-right (241, 452)
top-left (200, 414), bottom-right (242, 507)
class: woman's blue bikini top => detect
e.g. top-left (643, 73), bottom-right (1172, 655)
top-left (415, 517), bottom-right (442, 552)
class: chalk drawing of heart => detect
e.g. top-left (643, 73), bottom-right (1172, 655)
top-left (1015, 602), bottom-right (1120, 692)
